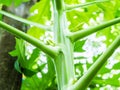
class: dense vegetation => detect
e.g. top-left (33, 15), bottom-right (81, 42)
top-left (0, 0), bottom-right (120, 90)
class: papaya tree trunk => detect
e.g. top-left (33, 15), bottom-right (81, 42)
top-left (0, 30), bottom-right (22, 90)
top-left (0, 1), bottom-right (33, 89)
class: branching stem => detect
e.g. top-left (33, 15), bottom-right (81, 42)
top-left (68, 17), bottom-right (120, 42)
top-left (69, 35), bottom-right (120, 90)
top-left (52, 0), bottom-right (75, 90)
top-left (0, 21), bottom-right (59, 58)
top-left (65, 0), bottom-right (109, 11)
top-left (0, 10), bottom-right (52, 31)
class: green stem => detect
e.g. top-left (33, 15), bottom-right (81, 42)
top-left (52, 0), bottom-right (75, 90)
top-left (0, 10), bottom-right (52, 31)
top-left (68, 17), bottom-right (120, 42)
top-left (69, 35), bottom-right (120, 90)
top-left (65, 0), bottom-right (109, 11)
top-left (0, 21), bottom-right (59, 58)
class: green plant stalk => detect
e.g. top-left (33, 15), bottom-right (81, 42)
top-left (0, 10), bottom-right (51, 31)
top-left (65, 0), bottom-right (109, 11)
top-left (69, 35), bottom-right (120, 90)
top-left (52, 0), bottom-right (75, 90)
top-left (68, 17), bottom-right (120, 42)
top-left (0, 21), bottom-right (59, 58)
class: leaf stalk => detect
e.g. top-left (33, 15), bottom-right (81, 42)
top-left (0, 10), bottom-right (52, 31)
top-left (69, 35), bottom-right (120, 90)
top-left (0, 21), bottom-right (59, 58)
top-left (65, 0), bottom-right (110, 11)
top-left (68, 17), bottom-right (120, 42)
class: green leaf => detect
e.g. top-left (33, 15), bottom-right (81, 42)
top-left (14, 60), bottom-right (22, 73)
top-left (0, 0), bottom-right (12, 6)
top-left (27, 0), bottom-right (51, 39)
top-left (93, 74), bottom-right (120, 87)
top-left (21, 75), bottom-right (41, 90)
top-left (10, 38), bottom-right (38, 77)
top-left (21, 56), bottom-right (56, 90)
top-left (22, 68), bottom-right (37, 77)
top-left (29, 0), bottom-right (51, 24)
top-left (28, 48), bottom-right (40, 63)
top-left (65, 0), bottom-right (80, 4)
top-left (74, 39), bottom-right (86, 52)
top-left (27, 48), bottom-right (40, 69)
top-left (67, 4), bottom-right (102, 31)
top-left (9, 38), bottom-right (27, 67)
top-left (9, 48), bottom-right (18, 56)
top-left (113, 62), bottom-right (120, 69)
top-left (27, 26), bottom-right (44, 39)
top-left (96, 27), bottom-right (117, 46)
top-left (96, 0), bottom-right (120, 46)
top-left (98, 67), bottom-right (110, 75)
top-left (37, 63), bottom-right (46, 72)
top-left (75, 63), bottom-right (84, 76)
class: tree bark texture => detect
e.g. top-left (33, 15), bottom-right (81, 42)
top-left (0, 1), bottom-right (37, 89)
top-left (0, 7), bottom-right (24, 90)
top-left (0, 2), bottom-right (31, 90)
top-left (0, 29), bottom-right (22, 90)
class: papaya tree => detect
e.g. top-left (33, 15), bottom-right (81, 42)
top-left (0, 0), bottom-right (120, 90)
